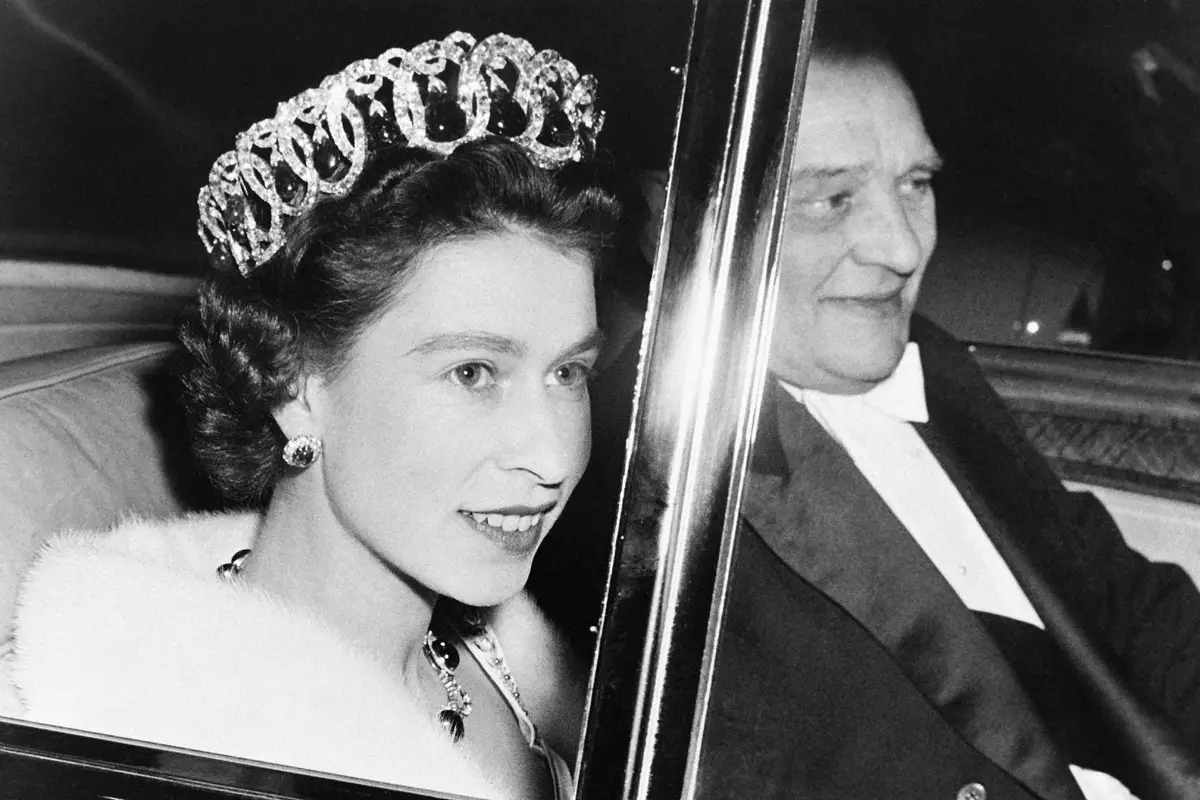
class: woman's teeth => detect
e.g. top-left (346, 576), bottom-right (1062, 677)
top-left (469, 512), bottom-right (543, 532)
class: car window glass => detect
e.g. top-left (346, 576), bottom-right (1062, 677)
top-left (0, 1), bottom-right (688, 796)
top-left (899, 0), bottom-right (1200, 361)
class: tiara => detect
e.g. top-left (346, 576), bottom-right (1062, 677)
top-left (197, 31), bottom-right (604, 276)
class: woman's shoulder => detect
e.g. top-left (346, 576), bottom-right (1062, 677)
top-left (8, 512), bottom-right (507, 798)
top-left (9, 509), bottom-right (266, 727)
top-left (34, 511), bottom-right (261, 580)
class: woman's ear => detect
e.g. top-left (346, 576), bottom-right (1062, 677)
top-left (271, 372), bottom-right (327, 440)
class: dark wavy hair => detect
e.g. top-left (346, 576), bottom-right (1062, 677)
top-left (178, 136), bottom-right (621, 506)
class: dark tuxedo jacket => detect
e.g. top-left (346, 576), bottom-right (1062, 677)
top-left (699, 318), bottom-right (1200, 800)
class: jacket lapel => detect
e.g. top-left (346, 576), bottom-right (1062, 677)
top-left (917, 330), bottom-right (1200, 800)
top-left (746, 381), bottom-right (1084, 800)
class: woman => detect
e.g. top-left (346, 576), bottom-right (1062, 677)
top-left (3, 32), bottom-right (618, 800)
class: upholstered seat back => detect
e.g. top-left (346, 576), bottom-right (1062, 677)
top-left (0, 343), bottom-right (215, 635)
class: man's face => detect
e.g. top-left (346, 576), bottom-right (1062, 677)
top-left (770, 56), bottom-right (941, 394)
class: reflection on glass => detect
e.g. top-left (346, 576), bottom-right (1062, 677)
top-left (896, 0), bottom-right (1200, 361)
top-left (0, 30), bottom-right (622, 800)
top-left (694, 3), bottom-right (1200, 799)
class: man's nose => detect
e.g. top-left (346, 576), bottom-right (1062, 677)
top-left (495, 393), bottom-right (579, 487)
top-left (850, 191), bottom-right (924, 275)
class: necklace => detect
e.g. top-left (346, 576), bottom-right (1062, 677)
top-left (423, 629), bottom-right (473, 743)
top-left (217, 550), bottom-right (472, 743)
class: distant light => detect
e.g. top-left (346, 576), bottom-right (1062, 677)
top-left (1025, 320), bottom-right (1041, 335)
top-left (1163, 259), bottom-right (1174, 271)
top-left (1057, 330), bottom-right (1092, 347)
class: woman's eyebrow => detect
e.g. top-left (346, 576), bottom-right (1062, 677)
top-left (405, 332), bottom-right (526, 358)
top-left (556, 329), bottom-right (606, 362)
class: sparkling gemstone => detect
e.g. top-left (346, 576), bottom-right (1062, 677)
top-left (538, 106), bottom-right (574, 147)
top-left (487, 95), bottom-right (527, 136)
top-left (273, 164), bottom-right (303, 203)
top-left (430, 635), bottom-right (460, 671)
top-left (426, 100), bottom-right (467, 142)
top-left (313, 138), bottom-right (346, 180)
top-left (292, 443), bottom-right (316, 467)
top-left (367, 112), bottom-right (401, 148)
top-left (222, 195), bottom-right (246, 234)
top-left (210, 244), bottom-right (236, 272)
top-left (438, 708), bottom-right (465, 743)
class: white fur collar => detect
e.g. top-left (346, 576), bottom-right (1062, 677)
top-left (8, 511), bottom-right (511, 798)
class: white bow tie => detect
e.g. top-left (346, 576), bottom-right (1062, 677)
top-left (788, 342), bottom-right (929, 424)
top-left (859, 342), bottom-right (929, 423)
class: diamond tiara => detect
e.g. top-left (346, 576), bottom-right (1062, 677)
top-left (197, 31), bottom-right (605, 276)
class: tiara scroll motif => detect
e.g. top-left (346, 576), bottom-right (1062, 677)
top-left (197, 32), bottom-right (604, 276)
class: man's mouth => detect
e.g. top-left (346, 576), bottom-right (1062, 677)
top-left (827, 292), bottom-right (905, 317)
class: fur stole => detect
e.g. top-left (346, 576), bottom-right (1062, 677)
top-left (4, 511), bottom-right (572, 799)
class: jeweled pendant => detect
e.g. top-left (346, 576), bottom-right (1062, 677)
top-left (313, 137), bottom-right (346, 180)
top-left (274, 163), bottom-right (303, 204)
top-left (487, 95), bottom-right (527, 136)
top-left (438, 708), bottom-right (466, 743)
top-left (428, 634), bottom-right (460, 671)
top-left (538, 106), bottom-right (574, 147)
top-left (426, 99), bottom-right (467, 142)
top-left (210, 244), bottom-right (236, 272)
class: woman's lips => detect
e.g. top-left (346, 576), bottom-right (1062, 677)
top-left (467, 510), bottom-right (544, 533)
top-left (458, 506), bottom-right (554, 555)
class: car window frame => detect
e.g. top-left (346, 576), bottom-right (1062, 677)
top-left (0, 0), bottom-right (822, 796)
top-left (574, 0), bottom-right (819, 798)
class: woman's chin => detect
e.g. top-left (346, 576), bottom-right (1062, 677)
top-left (442, 568), bottom-right (532, 608)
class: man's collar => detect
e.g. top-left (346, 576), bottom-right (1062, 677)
top-left (859, 342), bottom-right (928, 423)
top-left (782, 342), bottom-right (929, 424)
top-left (752, 343), bottom-right (928, 478)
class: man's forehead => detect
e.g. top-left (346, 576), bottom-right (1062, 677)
top-left (791, 56), bottom-right (937, 174)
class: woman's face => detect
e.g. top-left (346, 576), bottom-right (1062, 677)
top-left (310, 232), bottom-right (600, 606)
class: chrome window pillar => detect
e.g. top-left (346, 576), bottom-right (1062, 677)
top-left (575, 0), bottom-right (819, 798)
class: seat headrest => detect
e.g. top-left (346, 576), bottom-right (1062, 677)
top-left (0, 343), bottom-right (215, 634)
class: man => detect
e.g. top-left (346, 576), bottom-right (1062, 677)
top-left (698, 31), bottom-right (1200, 800)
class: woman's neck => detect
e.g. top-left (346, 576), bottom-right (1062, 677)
top-left (240, 473), bottom-right (438, 678)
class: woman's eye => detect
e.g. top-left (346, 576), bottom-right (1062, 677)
top-left (448, 362), bottom-right (495, 390)
top-left (553, 362), bottom-right (593, 389)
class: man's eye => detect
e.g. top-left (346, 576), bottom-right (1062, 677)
top-left (448, 362), bottom-right (495, 389)
top-left (794, 191), bottom-right (853, 221)
top-left (552, 362), bottom-right (593, 389)
top-left (903, 174), bottom-right (936, 197)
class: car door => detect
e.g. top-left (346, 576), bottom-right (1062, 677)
top-left (5, 0), bottom-right (1200, 796)
top-left (0, 0), bottom-right (803, 796)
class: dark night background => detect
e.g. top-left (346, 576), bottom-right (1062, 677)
top-left (2, 0), bottom-right (1200, 358)
top-left (0, 0), bottom-right (692, 269)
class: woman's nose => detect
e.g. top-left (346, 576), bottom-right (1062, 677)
top-left (495, 392), bottom-right (588, 487)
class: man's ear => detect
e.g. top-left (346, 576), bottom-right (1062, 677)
top-left (272, 372), bottom-right (327, 440)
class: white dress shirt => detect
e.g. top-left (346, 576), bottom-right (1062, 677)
top-left (779, 342), bottom-right (1135, 800)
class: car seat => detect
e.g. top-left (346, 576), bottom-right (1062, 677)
top-left (0, 343), bottom-right (219, 639)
